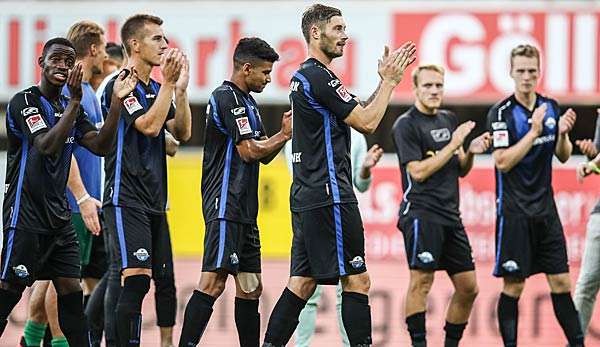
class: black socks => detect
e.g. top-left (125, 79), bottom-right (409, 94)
top-left (178, 290), bottom-right (216, 347)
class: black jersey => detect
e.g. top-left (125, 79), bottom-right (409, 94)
top-left (288, 58), bottom-right (359, 212)
top-left (3, 86), bottom-right (96, 233)
top-left (392, 107), bottom-right (461, 225)
top-left (202, 81), bottom-right (266, 225)
top-left (487, 94), bottom-right (560, 216)
top-left (101, 78), bottom-right (175, 214)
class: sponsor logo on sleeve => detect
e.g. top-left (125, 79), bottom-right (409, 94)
top-left (493, 130), bottom-right (509, 147)
top-left (21, 107), bottom-right (39, 117)
top-left (232, 107), bottom-right (246, 116)
top-left (123, 96), bottom-right (143, 115)
top-left (236, 117), bottom-right (253, 135)
top-left (430, 128), bottom-right (451, 142)
top-left (336, 85), bottom-right (353, 102)
top-left (25, 114), bottom-right (47, 133)
top-left (328, 79), bottom-right (341, 88)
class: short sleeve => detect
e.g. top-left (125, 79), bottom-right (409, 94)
top-left (487, 104), bottom-right (510, 151)
top-left (215, 91), bottom-right (256, 144)
top-left (121, 91), bottom-right (146, 124)
top-left (392, 118), bottom-right (422, 165)
top-left (8, 92), bottom-right (49, 143)
top-left (309, 69), bottom-right (358, 121)
top-left (74, 109), bottom-right (98, 143)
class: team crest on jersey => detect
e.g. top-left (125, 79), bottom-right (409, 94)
top-left (502, 260), bottom-right (519, 272)
top-left (493, 130), bottom-right (509, 147)
top-left (430, 128), bottom-right (451, 142)
top-left (232, 107), bottom-right (246, 116)
top-left (544, 117), bottom-right (556, 129)
top-left (133, 248), bottom-right (150, 262)
top-left (417, 252), bottom-right (434, 264)
top-left (230, 253), bottom-right (239, 265)
top-left (123, 96), bottom-right (143, 115)
top-left (13, 264), bottom-right (29, 278)
top-left (25, 114), bottom-right (47, 133)
top-left (21, 107), bottom-right (39, 117)
top-left (236, 117), bottom-right (253, 135)
top-left (349, 256), bottom-right (365, 269)
top-left (336, 85), bottom-right (352, 102)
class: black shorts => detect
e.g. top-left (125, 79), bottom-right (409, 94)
top-left (81, 233), bottom-right (107, 279)
top-left (0, 228), bottom-right (81, 286)
top-left (291, 203), bottom-right (366, 285)
top-left (201, 220), bottom-right (261, 275)
top-left (493, 210), bottom-right (569, 278)
top-left (105, 206), bottom-right (173, 273)
top-left (398, 216), bottom-right (475, 276)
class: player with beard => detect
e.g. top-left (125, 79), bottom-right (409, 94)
top-left (262, 4), bottom-right (416, 347)
top-left (392, 64), bottom-right (491, 347)
top-left (487, 44), bottom-right (584, 347)
top-left (178, 37), bottom-right (290, 347)
top-left (0, 37), bottom-right (136, 346)
top-left (101, 14), bottom-right (192, 347)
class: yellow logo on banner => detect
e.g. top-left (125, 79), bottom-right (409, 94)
top-left (166, 151), bottom-right (293, 258)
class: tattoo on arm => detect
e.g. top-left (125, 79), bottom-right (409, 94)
top-left (360, 81), bottom-right (382, 108)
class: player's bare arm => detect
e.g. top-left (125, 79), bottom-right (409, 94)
top-left (407, 121), bottom-right (474, 182)
top-left (33, 62), bottom-right (83, 156)
top-left (166, 53), bottom-right (192, 142)
top-left (237, 110), bottom-right (292, 164)
top-left (554, 108), bottom-right (576, 163)
top-left (134, 48), bottom-right (183, 137)
top-left (493, 103), bottom-right (546, 172)
top-left (79, 69), bottom-right (138, 155)
top-left (344, 42), bottom-right (417, 134)
top-left (67, 156), bottom-right (101, 235)
top-left (458, 131), bottom-right (492, 176)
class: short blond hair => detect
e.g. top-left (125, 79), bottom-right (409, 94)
top-left (510, 44), bottom-right (540, 69)
top-left (412, 64), bottom-right (445, 87)
top-left (66, 21), bottom-right (105, 59)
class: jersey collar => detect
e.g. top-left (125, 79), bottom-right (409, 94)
top-left (223, 80), bottom-right (250, 98)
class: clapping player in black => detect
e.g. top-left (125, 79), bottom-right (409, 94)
top-left (392, 64), bottom-right (491, 347)
top-left (0, 37), bottom-right (137, 346)
top-left (101, 14), bottom-right (192, 347)
top-left (263, 4), bottom-right (415, 347)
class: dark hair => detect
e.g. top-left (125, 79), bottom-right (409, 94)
top-left (42, 37), bottom-right (75, 58)
top-left (301, 4), bottom-right (342, 43)
top-left (106, 42), bottom-right (125, 61)
top-left (121, 14), bottom-right (163, 55)
top-left (66, 21), bottom-right (105, 59)
top-left (233, 37), bottom-right (279, 69)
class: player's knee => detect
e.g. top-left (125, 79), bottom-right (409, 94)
top-left (342, 272), bottom-right (371, 294)
top-left (408, 271), bottom-right (434, 297)
top-left (548, 274), bottom-right (571, 293)
top-left (198, 272), bottom-right (227, 298)
top-left (53, 277), bottom-right (83, 296)
top-left (237, 281), bottom-right (263, 300)
top-left (457, 282), bottom-right (479, 301)
top-left (503, 278), bottom-right (525, 297)
top-left (288, 276), bottom-right (317, 299)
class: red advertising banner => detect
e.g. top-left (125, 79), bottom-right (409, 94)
top-left (360, 162), bottom-right (600, 262)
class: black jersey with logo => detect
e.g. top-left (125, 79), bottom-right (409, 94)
top-left (202, 81), bottom-right (266, 225)
top-left (487, 94), bottom-right (560, 216)
top-left (392, 107), bottom-right (461, 225)
top-left (3, 86), bottom-right (96, 233)
top-left (101, 78), bottom-right (175, 214)
top-left (288, 58), bottom-right (359, 212)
